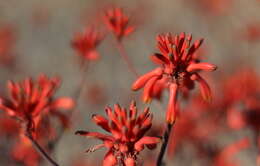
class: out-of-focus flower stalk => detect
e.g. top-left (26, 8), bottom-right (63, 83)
top-left (25, 131), bottom-right (59, 166)
top-left (115, 40), bottom-right (138, 77)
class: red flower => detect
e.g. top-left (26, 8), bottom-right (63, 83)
top-left (103, 7), bottom-right (135, 41)
top-left (0, 74), bottom-right (75, 134)
top-left (75, 101), bottom-right (160, 166)
top-left (132, 33), bottom-right (217, 124)
top-left (72, 27), bottom-right (104, 61)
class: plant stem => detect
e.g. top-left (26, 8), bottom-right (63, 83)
top-left (48, 61), bottom-right (89, 150)
top-left (26, 132), bottom-right (59, 166)
top-left (115, 40), bottom-right (138, 77)
top-left (156, 123), bottom-right (174, 166)
top-left (74, 60), bottom-right (89, 100)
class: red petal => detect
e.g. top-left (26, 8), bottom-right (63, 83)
top-left (191, 73), bottom-right (212, 102)
top-left (85, 50), bottom-right (100, 61)
top-left (150, 53), bottom-right (170, 65)
top-left (7, 80), bottom-right (20, 102)
top-left (187, 62), bottom-right (217, 72)
top-left (92, 114), bottom-right (110, 132)
top-left (75, 131), bottom-right (114, 141)
top-left (51, 97), bottom-right (75, 110)
top-left (103, 150), bottom-right (117, 166)
top-left (124, 157), bottom-right (136, 166)
top-left (142, 76), bottom-right (161, 103)
top-left (166, 83), bottom-right (178, 124)
top-left (131, 68), bottom-right (163, 91)
top-left (124, 26), bottom-right (135, 36)
top-left (134, 136), bottom-right (161, 152)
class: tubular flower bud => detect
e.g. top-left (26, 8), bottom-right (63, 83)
top-left (166, 83), bottom-right (178, 124)
top-left (191, 73), bottom-right (212, 102)
top-left (131, 68), bottom-right (163, 91)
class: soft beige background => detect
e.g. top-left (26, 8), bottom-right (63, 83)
top-left (0, 0), bottom-right (260, 165)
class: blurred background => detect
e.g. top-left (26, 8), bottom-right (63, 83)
top-left (0, 0), bottom-right (260, 165)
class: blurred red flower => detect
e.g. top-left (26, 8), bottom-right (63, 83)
top-left (0, 74), bottom-right (75, 135)
top-left (11, 137), bottom-right (41, 166)
top-left (223, 69), bottom-right (260, 130)
top-left (0, 25), bottom-right (16, 66)
top-left (132, 33), bottom-right (217, 124)
top-left (103, 7), bottom-right (135, 41)
top-left (72, 27), bottom-right (104, 61)
top-left (75, 101), bottom-right (160, 166)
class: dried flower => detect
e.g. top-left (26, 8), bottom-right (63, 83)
top-left (0, 74), bottom-right (75, 134)
top-left (132, 33), bottom-right (217, 124)
top-left (103, 7), bottom-right (135, 41)
top-left (72, 27), bottom-right (104, 61)
top-left (75, 101), bottom-right (160, 166)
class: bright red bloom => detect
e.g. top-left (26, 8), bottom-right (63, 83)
top-left (75, 101), bottom-right (160, 166)
top-left (103, 7), bottom-right (135, 41)
top-left (0, 74), bottom-right (75, 134)
top-left (132, 33), bottom-right (217, 124)
top-left (72, 27), bottom-right (104, 61)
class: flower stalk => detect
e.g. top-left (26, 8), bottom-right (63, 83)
top-left (115, 40), bottom-right (138, 77)
top-left (156, 123), bottom-right (174, 166)
top-left (25, 131), bottom-right (59, 166)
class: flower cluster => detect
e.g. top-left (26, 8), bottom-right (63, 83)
top-left (76, 101), bottom-right (160, 166)
top-left (0, 74), bottom-right (74, 134)
top-left (132, 32), bottom-right (217, 124)
top-left (72, 27), bottom-right (104, 61)
top-left (103, 7), bottom-right (135, 41)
